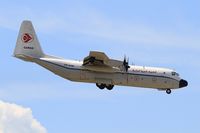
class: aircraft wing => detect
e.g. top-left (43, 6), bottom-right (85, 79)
top-left (83, 51), bottom-right (109, 66)
top-left (82, 51), bottom-right (124, 72)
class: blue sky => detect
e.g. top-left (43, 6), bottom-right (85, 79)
top-left (0, 0), bottom-right (200, 133)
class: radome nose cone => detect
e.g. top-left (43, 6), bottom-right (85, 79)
top-left (179, 79), bottom-right (188, 88)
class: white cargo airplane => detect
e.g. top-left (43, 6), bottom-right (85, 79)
top-left (14, 20), bottom-right (188, 94)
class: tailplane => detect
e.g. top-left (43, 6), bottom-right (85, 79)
top-left (14, 20), bottom-right (44, 61)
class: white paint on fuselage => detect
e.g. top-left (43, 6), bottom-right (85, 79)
top-left (34, 57), bottom-right (181, 90)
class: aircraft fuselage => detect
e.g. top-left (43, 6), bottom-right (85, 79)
top-left (32, 57), bottom-right (187, 93)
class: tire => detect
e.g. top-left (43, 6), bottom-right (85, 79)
top-left (166, 89), bottom-right (171, 94)
top-left (96, 83), bottom-right (105, 89)
top-left (106, 85), bottom-right (114, 90)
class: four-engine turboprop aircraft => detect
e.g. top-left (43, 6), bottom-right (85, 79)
top-left (13, 20), bottom-right (188, 94)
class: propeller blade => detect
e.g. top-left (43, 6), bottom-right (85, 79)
top-left (122, 55), bottom-right (130, 72)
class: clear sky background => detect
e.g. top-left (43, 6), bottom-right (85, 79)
top-left (0, 0), bottom-right (200, 133)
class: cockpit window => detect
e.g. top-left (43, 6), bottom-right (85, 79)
top-left (176, 73), bottom-right (179, 76)
top-left (172, 72), bottom-right (179, 76)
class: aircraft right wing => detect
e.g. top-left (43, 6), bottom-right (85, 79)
top-left (83, 51), bottom-right (109, 66)
top-left (82, 51), bottom-right (125, 72)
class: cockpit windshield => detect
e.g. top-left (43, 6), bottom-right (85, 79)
top-left (172, 72), bottom-right (179, 76)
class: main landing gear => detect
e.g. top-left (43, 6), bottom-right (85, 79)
top-left (166, 89), bottom-right (172, 94)
top-left (96, 83), bottom-right (114, 90)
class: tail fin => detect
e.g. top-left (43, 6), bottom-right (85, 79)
top-left (14, 20), bottom-right (44, 61)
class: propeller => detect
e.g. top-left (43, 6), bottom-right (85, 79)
top-left (123, 55), bottom-right (130, 72)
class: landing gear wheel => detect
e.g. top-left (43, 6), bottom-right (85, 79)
top-left (166, 89), bottom-right (171, 94)
top-left (106, 85), bottom-right (114, 90)
top-left (96, 83), bottom-right (105, 90)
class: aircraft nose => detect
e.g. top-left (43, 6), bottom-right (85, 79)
top-left (179, 79), bottom-right (188, 88)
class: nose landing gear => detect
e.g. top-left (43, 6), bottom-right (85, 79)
top-left (166, 89), bottom-right (171, 94)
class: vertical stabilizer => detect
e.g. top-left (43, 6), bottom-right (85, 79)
top-left (14, 20), bottom-right (44, 61)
